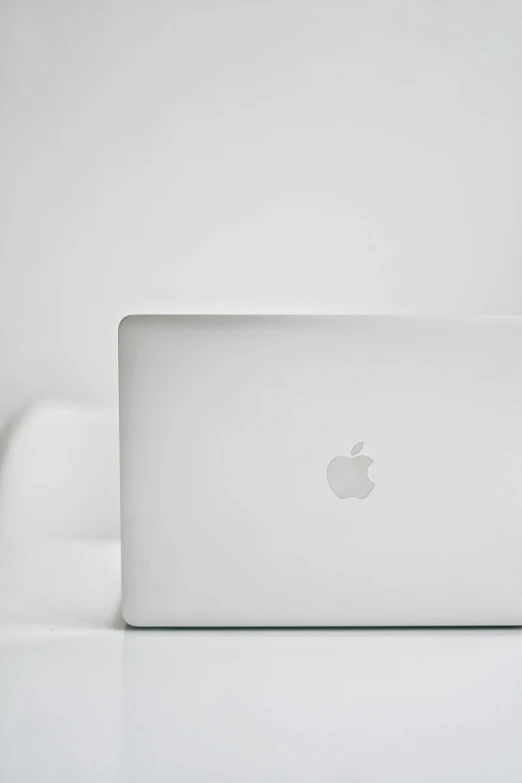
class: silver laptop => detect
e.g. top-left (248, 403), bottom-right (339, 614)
top-left (118, 315), bottom-right (522, 626)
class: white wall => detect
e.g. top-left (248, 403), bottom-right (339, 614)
top-left (2, 0), bottom-right (521, 426)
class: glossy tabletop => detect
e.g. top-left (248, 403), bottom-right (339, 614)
top-left (1, 543), bottom-right (522, 782)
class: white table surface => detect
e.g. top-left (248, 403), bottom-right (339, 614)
top-left (1, 542), bottom-right (522, 782)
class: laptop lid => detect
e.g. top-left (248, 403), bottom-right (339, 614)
top-left (119, 315), bottom-right (522, 626)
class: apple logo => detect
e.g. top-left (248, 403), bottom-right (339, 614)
top-left (327, 441), bottom-right (375, 499)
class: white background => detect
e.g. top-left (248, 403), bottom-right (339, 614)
top-left (2, 5), bottom-right (522, 781)
top-left (2, 0), bottom-right (522, 427)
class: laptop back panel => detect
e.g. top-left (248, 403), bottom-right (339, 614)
top-left (119, 315), bottom-right (522, 626)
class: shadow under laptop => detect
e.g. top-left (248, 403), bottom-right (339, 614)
top-left (120, 625), bottom-right (522, 783)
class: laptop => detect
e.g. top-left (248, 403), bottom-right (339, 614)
top-left (118, 315), bottom-right (522, 626)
